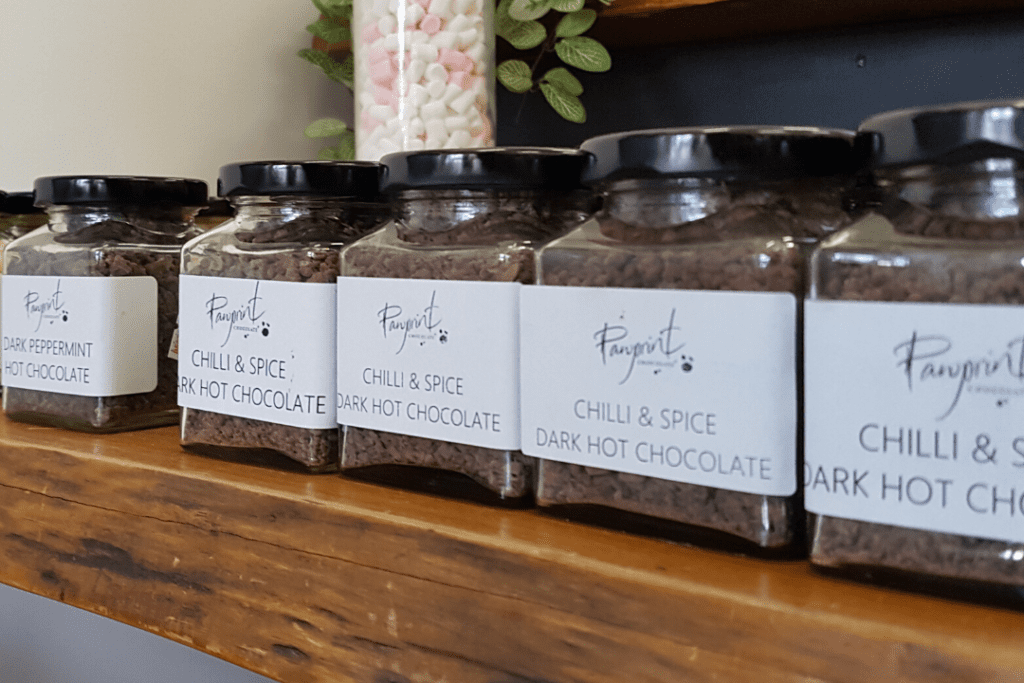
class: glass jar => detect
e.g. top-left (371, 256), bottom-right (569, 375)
top-left (337, 148), bottom-right (595, 503)
top-left (1, 176), bottom-right (207, 432)
top-left (806, 100), bottom-right (1024, 598)
top-left (178, 161), bottom-right (386, 472)
top-left (0, 192), bottom-right (48, 241)
top-left (353, 0), bottom-right (495, 160)
top-left (522, 127), bottom-right (858, 553)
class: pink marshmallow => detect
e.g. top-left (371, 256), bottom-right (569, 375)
top-left (419, 13), bottom-right (442, 35)
top-left (415, 0), bottom-right (431, 7)
top-left (361, 111), bottom-right (382, 134)
top-left (447, 70), bottom-right (472, 89)
top-left (361, 23), bottom-right (383, 44)
top-left (369, 59), bottom-right (397, 85)
top-left (374, 85), bottom-right (397, 108)
top-left (369, 46), bottom-right (390, 64)
top-left (439, 48), bottom-right (473, 72)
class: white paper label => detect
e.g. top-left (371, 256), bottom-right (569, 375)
top-left (520, 286), bottom-right (798, 496)
top-left (1, 275), bottom-right (157, 396)
top-left (806, 299), bottom-right (1024, 544)
top-left (336, 277), bottom-right (521, 450)
top-left (177, 275), bottom-right (337, 429)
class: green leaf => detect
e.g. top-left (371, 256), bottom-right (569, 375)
top-left (337, 53), bottom-right (355, 88)
top-left (311, 0), bottom-right (351, 19)
top-left (539, 82), bottom-right (586, 123)
top-left (499, 19), bottom-right (546, 49)
top-left (306, 18), bottom-right (352, 44)
top-left (549, 0), bottom-right (584, 12)
top-left (337, 130), bottom-right (355, 159)
top-left (555, 8), bottom-right (596, 37)
top-left (508, 0), bottom-right (550, 21)
top-left (305, 117), bottom-right (349, 138)
top-left (497, 60), bottom-right (534, 93)
top-left (298, 48), bottom-right (354, 88)
top-left (541, 67), bottom-right (583, 96)
top-left (555, 36), bottom-right (611, 72)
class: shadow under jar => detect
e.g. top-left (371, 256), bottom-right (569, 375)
top-left (524, 127), bottom-right (859, 554)
top-left (337, 148), bottom-right (596, 504)
top-left (2, 176), bottom-right (207, 432)
top-left (178, 161), bottom-right (386, 473)
top-left (806, 100), bottom-right (1024, 601)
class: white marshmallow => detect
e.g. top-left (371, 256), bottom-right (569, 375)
top-left (369, 104), bottom-right (395, 121)
top-left (403, 3), bottom-right (425, 25)
top-left (406, 138), bottom-right (427, 151)
top-left (425, 119), bottom-right (448, 139)
top-left (386, 115), bottom-right (403, 134)
top-left (427, 0), bottom-right (451, 19)
top-left (410, 30), bottom-right (430, 43)
top-left (388, 0), bottom-right (402, 13)
top-left (377, 14), bottom-right (398, 35)
top-left (444, 115), bottom-right (469, 132)
top-left (412, 42), bottom-right (439, 63)
top-left (452, 0), bottom-right (473, 14)
top-left (381, 33), bottom-right (401, 51)
top-left (445, 130), bottom-right (472, 148)
top-left (420, 100), bottom-right (448, 120)
top-left (447, 14), bottom-right (472, 34)
top-left (377, 137), bottom-right (401, 155)
top-left (408, 83), bottom-right (430, 107)
top-left (424, 62), bottom-right (448, 82)
top-left (456, 28), bottom-right (478, 49)
top-left (408, 117), bottom-right (427, 136)
top-left (449, 89), bottom-right (476, 114)
top-left (407, 58), bottom-right (427, 84)
top-left (426, 79), bottom-right (447, 99)
top-left (465, 42), bottom-right (487, 66)
top-left (442, 83), bottom-right (463, 104)
top-left (430, 31), bottom-right (457, 49)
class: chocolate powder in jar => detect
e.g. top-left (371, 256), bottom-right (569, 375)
top-left (180, 209), bottom-right (383, 471)
top-left (340, 192), bottom-right (593, 502)
top-left (812, 201), bottom-right (1024, 588)
top-left (4, 217), bottom-right (193, 431)
top-left (538, 183), bottom-right (851, 550)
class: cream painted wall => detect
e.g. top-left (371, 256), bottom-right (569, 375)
top-left (0, 0), bottom-right (352, 192)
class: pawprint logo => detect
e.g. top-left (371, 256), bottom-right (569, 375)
top-left (260, 322), bottom-right (271, 337)
top-left (61, 311), bottom-right (69, 322)
top-left (438, 330), bottom-right (448, 344)
top-left (680, 356), bottom-right (694, 373)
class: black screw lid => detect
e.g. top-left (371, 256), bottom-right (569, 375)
top-left (34, 176), bottom-right (208, 207)
top-left (218, 161), bottom-right (383, 199)
top-left (859, 99), bottom-right (1024, 168)
top-left (2, 192), bottom-right (44, 215)
top-left (380, 148), bottom-right (592, 192)
top-left (580, 127), bottom-right (860, 185)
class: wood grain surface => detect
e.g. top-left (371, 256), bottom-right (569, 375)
top-left (0, 418), bottom-right (1021, 682)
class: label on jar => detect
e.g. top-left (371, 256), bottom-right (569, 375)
top-left (520, 286), bottom-right (798, 496)
top-left (1, 275), bottom-right (158, 396)
top-left (805, 299), bottom-right (1024, 544)
top-left (336, 277), bottom-right (521, 450)
top-left (177, 275), bottom-right (337, 429)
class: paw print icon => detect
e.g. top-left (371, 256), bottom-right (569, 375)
top-left (438, 330), bottom-right (448, 344)
top-left (680, 356), bottom-right (694, 372)
top-left (260, 321), bottom-right (271, 337)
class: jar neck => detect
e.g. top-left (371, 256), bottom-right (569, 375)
top-left (46, 204), bottom-right (199, 236)
top-left (599, 177), bottom-right (850, 240)
top-left (392, 188), bottom-right (596, 243)
top-left (881, 160), bottom-right (1024, 221)
top-left (231, 195), bottom-right (356, 223)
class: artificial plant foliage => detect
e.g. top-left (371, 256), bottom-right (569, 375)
top-left (298, 0), bottom-right (612, 157)
top-left (496, 0), bottom-right (613, 123)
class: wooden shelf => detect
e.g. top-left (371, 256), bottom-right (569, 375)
top-left (0, 417), bottom-right (1021, 682)
top-left (592, 0), bottom-right (1024, 48)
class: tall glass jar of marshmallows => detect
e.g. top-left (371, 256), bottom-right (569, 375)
top-left (806, 99), bottom-right (1024, 598)
top-left (178, 161), bottom-right (386, 472)
top-left (521, 127), bottom-right (858, 553)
